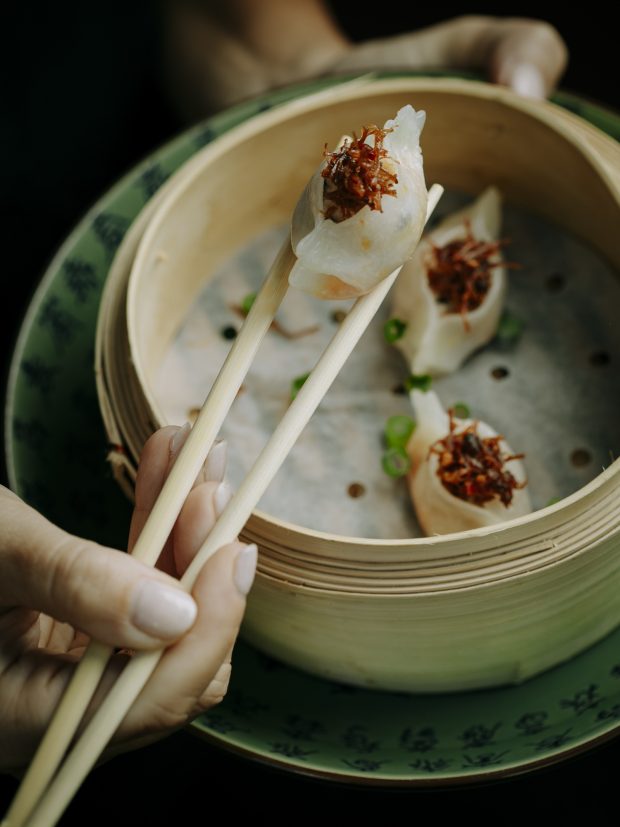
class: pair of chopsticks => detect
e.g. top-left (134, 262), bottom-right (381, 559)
top-left (5, 183), bottom-right (443, 827)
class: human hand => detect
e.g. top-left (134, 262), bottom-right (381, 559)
top-left (0, 425), bottom-right (256, 773)
top-left (163, 5), bottom-right (568, 118)
top-left (330, 16), bottom-right (568, 100)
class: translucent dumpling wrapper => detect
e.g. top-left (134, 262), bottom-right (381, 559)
top-left (407, 390), bottom-right (532, 536)
top-left (391, 186), bottom-right (506, 375)
top-left (289, 105), bottom-right (428, 300)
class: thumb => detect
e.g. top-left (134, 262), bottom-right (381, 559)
top-left (489, 21), bottom-right (568, 99)
top-left (0, 490), bottom-right (197, 649)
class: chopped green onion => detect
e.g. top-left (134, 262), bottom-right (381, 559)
top-left (290, 372), bottom-right (310, 400)
top-left (382, 447), bottom-right (411, 478)
top-left (452, 402), bottom-right (470, 419)
top-left (384, 318), bottom-right (407, 343)
top-left (546, 496), bottom-right (561, 507)
top-left (405, 373), bottom-right (432, 393)
top-left (385, 415), bottom-right (416, 449)
top-left (241, 292), bottom-right (257, 314)
top-left (496, 310), bottom-right (524, 346)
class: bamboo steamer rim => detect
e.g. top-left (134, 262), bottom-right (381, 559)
top-left (249, 490), bottom-right (620, 591)
top-left (119, 76), bottom-right (620, 552)
top-left (249, 536), bottom-right (620, 595)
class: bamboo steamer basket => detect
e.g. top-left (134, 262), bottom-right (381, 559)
top-left (96, 77), bottom-right (620, 691)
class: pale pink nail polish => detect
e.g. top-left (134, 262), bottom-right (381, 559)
top-left (204, 440), bottom-right (227, 482)
top-left (234, 545), bottom-right (258, 596)
top-left (130, 580), bottom-right (197, 638)
top-left (214, 481), bottom-right (233, 516)
top-left (509, 64), bottom-right (546, 100)
top-left (170, 422), bottom-right (191, 461)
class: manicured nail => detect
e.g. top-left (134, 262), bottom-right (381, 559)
top-left (234, 544), bottom-right (258, 596)
top-left (204, 440), bottom-right (227, 482)
top-left (509, 63), bottom-right (546, 99)
top-left (131, 580), bottom-right (197, 639)
top-left (214, 481), bottom-right (233, 516)
top-left (170, 422), bottom-right (191, 461)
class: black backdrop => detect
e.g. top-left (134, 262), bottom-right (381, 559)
top-left (1, 3), bottom-right (618, 823)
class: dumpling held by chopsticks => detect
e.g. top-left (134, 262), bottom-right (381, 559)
top-left (290, 105), bottom-right (428, 299)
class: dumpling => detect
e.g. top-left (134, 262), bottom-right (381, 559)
top-left (407, 390), bottom-right (531, 535)
top-left (289, 105), bottom-right (428, 300)
top-left (391, 187), bottom-right (506, 375)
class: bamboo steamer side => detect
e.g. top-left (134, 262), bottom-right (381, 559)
top-left (244, 527), bottom-right (620, 692)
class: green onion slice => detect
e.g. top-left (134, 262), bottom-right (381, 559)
top-left (241, 292), bottom-right (257, 314)
top-left (496, 310), bottom-right (524, 345)
top-left (405, 373), bottom-right (432, 393)
top-left (385, 415), bottom-right (416, 449)
top-left (290, 372), bottom-right (310, 400)
top-left (384, 318), bottom-right (407, 343)
top-left (452, 402), bottom-right (470, 419)
top-left (382, 447), bottom-right (411, 478)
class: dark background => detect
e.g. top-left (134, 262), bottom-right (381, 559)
top-left (1, 3), bottom-right (618, 823)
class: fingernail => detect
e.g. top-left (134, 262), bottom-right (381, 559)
top-left (234, 544), bottom-right (258, 596)
top-left (131, 580), bottom-right (197, 638)
top-left (509, 63), bottom-right (546, 99)
top-left (204, 440), bottom-right (227, 482)
top-left (214, 481), bottom-right (233, 516)
top-left (170, 422), bottom-right (191, 461)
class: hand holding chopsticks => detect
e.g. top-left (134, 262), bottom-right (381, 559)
top-left (0, 428), bottom-right (255, 820)
top-left (5, 182), bottom-right (442, 827)
top-left (2, 237), bottom-right (294, 827)
top-left (6, 101), bottom-right (441, 825)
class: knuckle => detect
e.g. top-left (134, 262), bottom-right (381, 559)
top-left (47, 536), bottom-right (86, 617)
top-left (534, 20), bottom-right (561, 40)
top-left (197, 663), bottom-right (233, 712)
top-left (143, 695), bottom-right (194, 734)
top-left (47, 538), bottom-right (129, 634)
top-left (529, 20), bottom-right (567, 55)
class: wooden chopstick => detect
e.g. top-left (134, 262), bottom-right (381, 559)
top-left (3, 237), bottom-right (295, 827)
top-left (18, 183), bottom-right (443, 827)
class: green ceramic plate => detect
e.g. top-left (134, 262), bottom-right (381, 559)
top-left (5, 74), bottom-right (620, 785)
